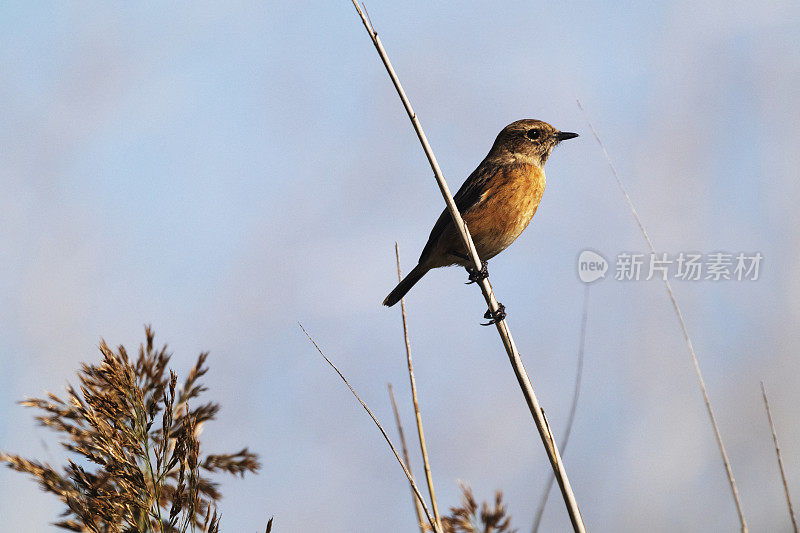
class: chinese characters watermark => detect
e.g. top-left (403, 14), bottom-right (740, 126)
top-left (578, 251), bottom-right (763, 283)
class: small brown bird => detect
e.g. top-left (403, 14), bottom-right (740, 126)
top-left (383, 119), bottom-right (577, 310)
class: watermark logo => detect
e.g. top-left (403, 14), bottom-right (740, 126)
top-left (577, 250), bottom-right (608, 283)
top-left (577, 250), bottom-right (763, 283)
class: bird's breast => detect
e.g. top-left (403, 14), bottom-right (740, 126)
top-left (464, 164), bottom-right (546, 259)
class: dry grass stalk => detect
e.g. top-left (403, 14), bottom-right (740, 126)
top-left (299, 323), bottom-right (440, 532)
top-left (532, 284), bottom-right (589, 532)
top-left (388, 383), bottom-right (427, 533)
top-left (760, 382), bottom-right (798, 532)
top-left (441, 483), bottom-right (513, 533)
top-left (395, 243), bottom-right (443, 530)
top-left (350, 3), bottom-right (585, 530)
top-left (578, 100), bottom-right (748, 532)
top-left (0, 326), bottom-right (260, 532)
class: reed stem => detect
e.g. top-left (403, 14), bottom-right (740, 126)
top-left (388, 383), bottom-right (427, 533)
top-left (761, 382), bottom-right (797, 532)
top-left (395, 243), bottom-right (442, 530)
top-left (350, 4), bottom-right (586, 530)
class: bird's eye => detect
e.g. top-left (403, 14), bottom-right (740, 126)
top-left (526, 129), bottom-right (541, 140)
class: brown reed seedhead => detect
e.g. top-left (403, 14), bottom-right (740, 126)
top-left (0, 326), bottom-right (260, 532)
top-left (441, 483), bottom-right (513, 533)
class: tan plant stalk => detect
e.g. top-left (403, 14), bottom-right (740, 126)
top-left (761, 382), bottom-right (798, 532)
top-left (299, 323), bottom-right (441, 533)
top-left (578, 100), bottom-right (747, 532)
top-left (395, 243), bottom-right (442, 530)
top-left (350, 3), bottom-right (585, 531)
top-left (532, 284), bottom-right (590, 533)
top-left (388, 383), bottom-right (427, 533)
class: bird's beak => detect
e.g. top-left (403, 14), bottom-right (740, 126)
top-left (555, 131), bottom-right (579, 142)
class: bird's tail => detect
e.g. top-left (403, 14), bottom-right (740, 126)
top-left (383, 264), bottom-right (428, 307)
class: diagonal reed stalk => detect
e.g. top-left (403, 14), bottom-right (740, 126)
top-left (388, 383), bottom-right (427, 533)
top-left (299, 323), bottom-right (441, 532)
top-left (578, 100), bottom-right (747, 532)
top-left (350, 3), bottom-right (585, 531)
top-left (532, 284), bottom-right (590, 533)
top-left (395, 243), bottom-right (442, 530)
top-left (760, 382), bottom-right (798, 533)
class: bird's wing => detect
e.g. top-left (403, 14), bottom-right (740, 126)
top-left (418, 160), bottom-right (499, 264)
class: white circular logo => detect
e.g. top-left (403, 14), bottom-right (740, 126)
top-left (577, 250), bottom-right (608, 283)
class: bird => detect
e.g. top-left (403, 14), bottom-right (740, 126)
top-left (382, 119), bottom-right (577, 317)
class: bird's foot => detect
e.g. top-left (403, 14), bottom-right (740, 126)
top-left (465, 261), bottom-right (489, 284)
top-left (481, 303), bottom-right (506, 326)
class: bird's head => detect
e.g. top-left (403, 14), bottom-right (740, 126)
top-left (487, 119), bottom-right (578, 167)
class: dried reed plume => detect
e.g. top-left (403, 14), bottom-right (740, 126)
top-left (0, 326), bottom-right (261, 533)
top-left (441, 483), bottom-right (514, 533)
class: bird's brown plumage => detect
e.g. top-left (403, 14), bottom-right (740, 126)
top-left (383, 119), bottom-right (576, 307)
top-left (425, 162), bottom-right (545, 268)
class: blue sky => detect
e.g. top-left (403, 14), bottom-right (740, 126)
top-left (2, 2), bottom-right (799, 531)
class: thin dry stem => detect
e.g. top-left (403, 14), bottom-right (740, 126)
top-left (532, 284), bottom-right (590, 532)
top-left (351, 3), bottom-right (585, 530)
top-left (395, 242), bottom-right (443, 530)
top-left (578, 100), bottom-right (747, 532)
top-left (388, 383), bottom-right (427, 533)
top-left (761, 382), bottom-right (798, 532)
top-left (299, 322), bottom-right (440, 533)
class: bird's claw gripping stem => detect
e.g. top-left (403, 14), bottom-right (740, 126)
top-left (481, 303), bottom-right (506, 326)
top-left (465, 261), bottom-right (489, 284)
